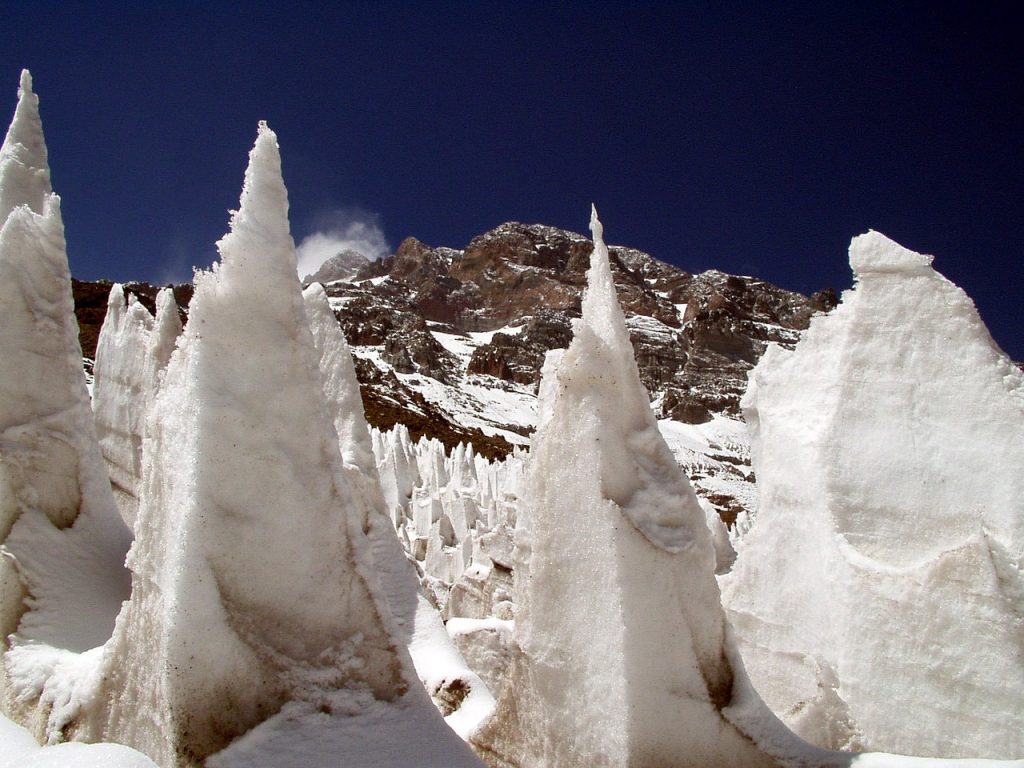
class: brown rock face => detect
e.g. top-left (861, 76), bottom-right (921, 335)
top-left (400, 224), bottom-right (824, 425)
top-left (467, 313), bottom-right (573, 385)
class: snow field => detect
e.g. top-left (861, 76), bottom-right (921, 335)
top-left (0, 712), bottom-right (156, 767)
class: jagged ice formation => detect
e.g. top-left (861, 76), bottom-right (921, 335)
top-left (85, 123), bottom-right (480, 767)
top-left (306, 282), bottom-right (497, 740)
top-left (722, 231), bottom-right (1024, 759)
top-left (3, 69), bottom-right (1023, 768)
top-left (0, 69), bottom-right (133, 740)
top-left (91, 284), bottom-right (181, 528)
top-left (470, 207), bottom-right (775, 768)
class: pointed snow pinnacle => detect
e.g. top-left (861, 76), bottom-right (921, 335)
top-left (216, 121), bottom-right (297, 281)
top-left (0, 68), bottom-right (52, 220)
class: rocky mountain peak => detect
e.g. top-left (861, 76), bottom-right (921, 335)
top-left (386, 236), bottom-right (450, 282)
top-left (325, 222), bottom-right (833, 431)
top-left (73, 220), bottom-right (838, 520)
top-left (457, 221), bottom-right (589, 277)
top-left (302, 248), bottom-right (369, 284)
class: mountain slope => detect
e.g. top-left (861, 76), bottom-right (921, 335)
top-left (73, 221), bottom-right (835, 521)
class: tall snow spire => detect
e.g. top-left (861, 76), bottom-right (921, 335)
top-left (91, 123), bottom-right (483, 767)
top-left (473, 208), bottom-right (775, 767)
top-left (215, 120), bottom-right (297, 282)
top-left (0, 69), bottom-right (52, 220)
top-left (304, 282), bottom-right (378, 479)
top-left (722, 230), bottom-right (1024, 758)
top-left (0, 67), bottom-right (132, 739)
top-left (582, 204), bottom-right (629, 350)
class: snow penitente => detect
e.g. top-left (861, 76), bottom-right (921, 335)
top-left (723, 231), bottom-right (1024, 758)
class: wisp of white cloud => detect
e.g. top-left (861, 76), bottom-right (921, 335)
top-left (295, 208), bottom-right (391, 279)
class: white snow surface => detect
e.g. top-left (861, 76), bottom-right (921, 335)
top-left (0, 712), bottom-right (156, 767)
top-left (722, 230), bottom-right (1024, 759)
top-left (206, 694), bottom-right (483, 768)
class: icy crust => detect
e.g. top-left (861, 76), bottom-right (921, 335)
top-left (471, 209), bottom-right (774, 768)
top-left (723, 231), bottom-right (1024, 759)
top-left (849, 229), bottom-right (933, 275)
top-left (85, 124), bottom-right (414, 765)
top-left (0, 70), bottom-right (131, 737)
top-left (92, 284), bottom-right (181, 527)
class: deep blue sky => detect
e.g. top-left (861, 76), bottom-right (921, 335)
top-left (2, 2), bottom-right (1021, 358)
